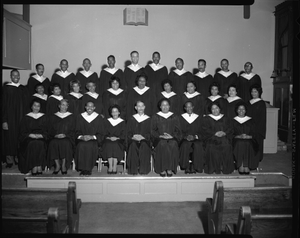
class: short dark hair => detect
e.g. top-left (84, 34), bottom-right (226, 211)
top-left (30, 99), bottom-right (41, 108)
top-left (135, 74), bottom-right (148, 86)
top-left (158, 98), bottom-right (171, 108)
top-left (10, 69), bottom-right (19, 76)
top-left (60, 59), bottom-right (68, 65)
top-left (70, 79), bottom-right (81, 90)
top-left (227, 84), bottom-right (238, 94)
top-left (152, 51), bottom-right (160, 58)
top-left (50, 83), bottom-right (61, 92)
top-left (208, 101), bottom-right (222, 114)
top-left (184, 100), bottom-right (194, 107)
top-left (161, 78), bottom-right (173, 90)
top-left (109, 76), bottom-right (121, 88)
top-left (249, 84), bottom-right (263, 98)
top-left (198, 59), bottom-right (206, 65)
top-left (221, 58), bottom-right (229, 64)
top-left (130, 51), bottom-right (139, 56)
top-left (187, 80), bottom-right (197, 90)
top-left (107, 55), bottom-right (115, 61)
top-left (209, 82), bottom-right (220, 92)
top-left (175, 58), bottom-right (184, 64)
top-left (35, 63), bottom-right (44, 70)
top-left (35, 83), bottom-right (44, 91)
top-left (234, 101), bottom-right (248, 116)
top-left (109, 104), bottom-right (121, 116)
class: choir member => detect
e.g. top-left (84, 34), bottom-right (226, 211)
top-left (102, 76), bottom-right (127, 119)
top-left (126, 100), bottom-right (152, 175)
top-left (144, 51), bottom-right (168, 93)
top-left (47, 99), bottom-right (75, 175)
top-left (51, 59), bottom-right (75, 97)
top-left (151, 98), bottom-right (182, 177)
top-left (46, 83), bottom-right (63, 116)
top-left (124, 51), bottom-right (145, 90)
top-left (214, 59), bottom-right (238, 98)
top-left (225, 85), bottom-right (244, 119)
top-left (81, 81), bottom-right (104, 117)
top-left (101, 105), bottom-right (126, 174)
top-left (75, 101), bottom-right (103, 176)
top-left (75, 58), bottom-right (98, 94)
top-left (27, 63), bottom-right (51, 96)
top-left (247, 85), bottom-right (266, 163)
top-left (181, 81), bottom-right (204, 116)
top-left (238, 62), bottom-right (262, 102)
top-left (204, 82), bottom-right (227, 116)
top-left (65, 79), bottom-right (83, 116)
top-left (18, 100), bottom-right (48, 175)
top-left (31, 83), bottom-right (47, 113)
top-left (232, 102), bottom-right (258, 174)
top-left (194, 59), bottom-right (214, 99)
top-left (168, 58), bottom-right (194, 96)
top-left (202, 102), bottom-right (234, 174)
top-left (99, 55), bottom-right (125, 96)
top-left (179, 101), bottom-right (205, 174)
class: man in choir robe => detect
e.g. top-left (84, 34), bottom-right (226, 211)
top-left (98, 55), bottom-right (125, 96)
top-left (27, 63), bottom-right (51, 96)
top-left (144, 51), bottom-right (168, 93)
top-left (81, 81), bottom-right (104, 117)
top-left (51, 59), bottom-right (75, 97)
top-left (181, 81), bottom-right (204, 117)
top-left (194, 59), bottom-right (214, 99)
top-left (75, 58), bottom-right (98, 94)
top-left (124, 51), bottom-right (145, 90)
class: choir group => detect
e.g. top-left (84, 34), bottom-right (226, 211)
top-left (2, 51), bottom-right (266, 177)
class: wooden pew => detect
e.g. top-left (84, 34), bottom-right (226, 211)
top-left (225, 206), bottom-right (293, 238)
top-left (206, 181), bottom-right (292, 235)
top-left (2, 181), bottom-right (82, 234)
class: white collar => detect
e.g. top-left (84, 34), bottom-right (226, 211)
top-left (227, 96), bottom-right (241, 103)
top-left (55, 111), bottom-right (72, 119)
top-left (157, 111), bottom-right (173, 119)
top-left (195, 71), bottom-right (208, 78)
top-left (80, 70), bottom-right (94, 78)
top-left (133, 86), bottom-right (149, 95)
top-left (85, 91), bottom-right (99, 99)
top-left (234, 116), bottom-right (252, 124)
top-left (249, 98), bottom-right (262, 104)
top-left (107, 88), bottom-right (124, 95)
top-left (208, 114), bottom-right (224, 121)
top-left (49, 95), bottom-right (63, 101)
top-left (208, 95), bottom-right (221, 101)
top-left (161, 91), bottom-right (176, 98)
top-left (133, 113), bottom-right (150, 123)
top-left (33, 93), bottom-right (48, 101)
top-left (104, 67), bottom-right (118, 75)
top-left (107, 117), bottom-right (124, 126)
top-left (241, 72), bottom-right (256, 80)
top-left (81, 111), bottom-right (99, 123)
top-left (26, 112), bottom-right (44, 119)
top-left (128, 64), bottom-right (142, 72)
top-left (149, 63), bottom-right (164, 71)
top-left (7, 82), bottom-right (21, 87)
top-left (32, 74), bottom-right (46, 82)
top-left (181, 113), bottom-right (199, 124)
top-left (218, 70), bottom-right (233, 77)
top-left (69, 92), bottom-right (83, 99)
top-left (174, 68), bottom-right (187, 76)
top-left (184, 91), bottom-right (200, 98)
top-left (56, 70), bottom-right (72, 78)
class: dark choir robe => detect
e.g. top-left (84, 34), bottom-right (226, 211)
top-left (201, 114), bottom-right (234, 174)
top-left (214, 70), bottom-right (238, 97)
top-left (27, 74), bottom-right (51, 96)
top-left (2, 82), bottom-right (29, 157)
top-left (247, 98), bottom-right (266, 163)
top-left (75, 70), bottom-right (99, 94)
top-left (64, 92), bottom-right (83, 116)
top-left (98, 67), bottom-right (125, 96)
top-left (124, 64), bottom-right (145, 90)
top-left (144, 63), bottom-right (168, 93)
top-left (18, 112), bottom-right (48, 173)
top-left (151, 111), bottom-right (182, 174)
top-left (181, 91), bottom-right (205, 116)
top-left (46, 95), bottom-right (63, 116)
top-left (156, 91), bottom-right (180, 115)
top-left (126, 86), bottom-right (156, 121)
top-left (75, 112), bottom-right (103, 172)
top-left (179, 113), bottom-right (205, 172)
top-left (225, 96), bottom-right (244, 119)
top-left (204, 95), bottom-right (227, 116)
top-left (51, 70), bottom-right (75, 97)
top-left (194, 72), bottom-right (214, 100)
top-left (238, 73), bottom-right (262, 102)
top-left (81, 92), bottom-right (103, 115)
top-left (31, 93), bottom-right (47, 114)
top-left (168, 69), bottom-right (194, 96)
top-left (126, 114), bottom-right (152, 175)
top-left (47, 112), bottom-right (76, 170)
top-left (102, 88), bottom-right (127, 119)
top-left (232, 116), bottom-right (258, 170)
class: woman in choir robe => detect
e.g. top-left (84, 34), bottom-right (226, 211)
top-left (247, 85), bottom-right (266, 163)
top-left (102, 105), bottom-right (126, 174)
top-left (27, 63), bottom-right (51, 96)
top-left (47, 99), bottom-right (75, 175)
top-left (156, 79), bottom-right (180, 115)
top-left (151, 98), bottom-right (182, 177)
top-left (31, 83), bottom-right (47, 114)
top-left (214, 59), bottom-right (238, 98)
top-left (194, 59), bottom-right (214, 99)
top-left (2, 69), bottom-right (29, 168)
top-left (65, 79), bottom-right (83, 116)
top-left (46, 83), bottom-right (64, 116)
top-left (202, 102), bottom-right (234, 174)
top-left (126, 74), bottom-right (156, 121)
top-left (124, 51), bottom-right (145, 90)
top-left (204, 82), bottom-right (227, 116)
top-left (75, 58), bottom-right (98, 94)
top-left (179, 101), bottom-right (205, 174)
top-left (99, 55), bottom-right (126, 96)
top-left (168, 58), bottom-right (194, 96)
top-left (75, 101), bottom-right (103, 176)
top-left (126, 100), bottom-right (152, 175)
top-left (225, 85), bottom-right (244, 119)
top-left (181, 81), bottom-right (204, 117)
top-left (232, 102), bottom-right (258, 174)
top-left (18, 100), bottom-right (48, 175)
top-left (102, 76), bottom-right (127, 119)
top-left (144, 51), bottom-right (168, 93)
top-left (238, 62), bottom-right (262, 102)
top-left (51, 59), bottom-right (75, 97)
top-left (81, 81), bottom-right (104, 117)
